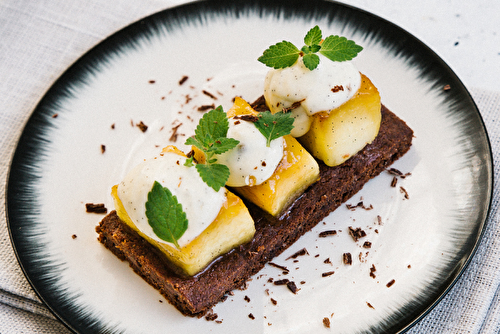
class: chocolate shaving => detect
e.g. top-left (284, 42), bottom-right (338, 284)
top-left (285, 248), bottom-right (309, 260)
top-left (71, 234), bottom-right (77, 239)
top-left (205, 311), bottom-right (218, 321)
top-left (343, 253), bottom-right (352, 265)
top-left (169, 123), bottom-right (182, 142)
top-left (273, 279), bottom-right (290, 286)
top-left (443, 84), bottom-right (451, 91)
top-left (400, 186), bottom-right (410, 199)
top-left (197, 104), bottom-right (215, 112)
top-left (324, 258), bottom-right (331, 264)
top-left (386, 279), bottom-right (396, 288)
top-left (323, 317), bottom-right (331, 328)
top-left (178, 75), bottom-right (189, 85)
top-left (286, 281), bottom-right (299, 294)
top-left (248, 313), bottom-right (255, 320)
top-left (363, 241), bottom-right (372, 249)
top-left (367, 302), bottom-right (375, 309)
top-left (148, 80), bottom-right (155, 84)
top-left (369, 264), bottom-right (377, 278)
top-left (387, 168), bottom-right (411, 179)
top-left (136, 121), bottom-right (148, 133)
top-left (319, 230), bottom-right (337, 238)
top-left (202, 90), bottom-right (217, 100)
top-left (331, 85), bottom-right (344, 93)
top-left (348, 227), bottom-right (367, 241)
top-left (346, 201), bottom-right (373, 211)
top-left (322, 271), bottom-right (335, 277)
top-left (85, 203), bottom-right (107, 214)
top-left (233, 114), bottom-right (259, 123)
top-left (244, 295), bottom-right (250, 303)
top-left (269, 262), bottom-right (289, 273)
top-left (270, 298), bottom-right (277, 305)
top-left (52, 113), bottom-right (58, 118)
top-left (391, 176), bottom-right (398, 187)
top-left (282, 99), bottom-right (305, 112)
top-left (101, 144), bottom-right (106, 154)
top-left (250, 95), bottom-right (268, 112)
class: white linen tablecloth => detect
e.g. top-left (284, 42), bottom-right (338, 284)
top-left (1, 0), bottom-right (499, 333)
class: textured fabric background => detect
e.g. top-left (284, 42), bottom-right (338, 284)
top-left (1, 0), bottom-right (499, 333)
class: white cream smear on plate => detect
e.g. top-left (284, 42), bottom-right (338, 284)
top-left (216, 118), bottom-right (284, 187)
top-left (117, 151), bottom-right (227, 247)
top-left (264, 54), bottom-right (361, 136)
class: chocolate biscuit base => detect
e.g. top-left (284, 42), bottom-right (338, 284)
top-left (96, 105), bottom-right (413, 317)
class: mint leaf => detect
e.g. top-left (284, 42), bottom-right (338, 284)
top-left (184, 106), bottom-right (239, 191)
top-left (302, 53), bottom-right (320, 71)
top-left (145, 181), bottom-right (188, 249)
top-left (304, 25), bottom-right (322, 46)
top-left (254, 111), bottom-right (295, 147)
top-left (319, 35), bottom-right (363, 62)
top-left (193, 106), bottom-right (229, 148)
top-left (259, 27), bottom-right (363, 70)
top-left (206, 137), bottom-right (240, 155)
top-left (257, 41), bottom-right (300, 69)
top-left (195, 163), bottom-right (230, 192)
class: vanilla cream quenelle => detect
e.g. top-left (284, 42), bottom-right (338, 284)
top-left (216, 118), bottom-right (284, 187)
top-left (264, 53), bottom-right (362, 137)
top-left (117, 151), bottom-right (227, 248)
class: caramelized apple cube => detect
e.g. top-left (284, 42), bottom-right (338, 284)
top-left (299, 74), bottom-right (381, 166)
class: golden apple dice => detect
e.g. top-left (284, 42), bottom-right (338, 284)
top-left (298, 74), bottom-right (381, 167)
top-left (233, 134), bottom-right (320, 216)
top-left (226, 97), bottom-right (320, 216)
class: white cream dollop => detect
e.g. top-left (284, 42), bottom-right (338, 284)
top-left (264, 54), bottom-right (361, 137)
top-left (216, 118), bottom-right (284, 187)
top-left (117, 151), bottom-right (227, 248)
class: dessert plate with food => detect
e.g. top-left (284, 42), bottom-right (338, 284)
top-left (7, 0), bottom-right (492, 333)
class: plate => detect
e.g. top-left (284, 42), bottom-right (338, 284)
top-left (6, 0), bottom-right (493, 333)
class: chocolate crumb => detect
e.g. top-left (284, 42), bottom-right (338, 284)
top-left (111, 123), bottom-right (115, 129)
top-left (178, 75), bottom-right (189, 85)
top-left (267, 278), bottom-right (274, 283)
top-left (286, 281), bottom-right (299, 294)
top-left (85, 203), bottom-right (107, 214)
top-left (205, 311), bottom-right (218, 321)
top-left (323, 317), bottom-right (331, 328)
top-left (159, 300), bottom-right (163, 303)
top-left (443, 84), bottom-right (451, 91)
top-left (343, 253), bottom-right (352, 265)
top-left (244, 295), bottom-right (250, 303)
top-left (101, 144), bottom-right (106, 154)
top-left (136, 121), bottom-right (148, 133)
top-left (202, 90), bottom-right (218, 100)
top-left (366, 302), bottom-right (375, 309)
top-left (319, 230), bottom-right (337, 238)
top-left (52, 113), bottom-right (58, 118)
top-left (408, 264), bottom-right (412, 269)
top-left (248, 313), bottom-right (255, 320)
top-left (270, 298), bottom-right (277, 305)
top-left (363, 241), bottom-right (372, 249)
top-left (322, 271), bottom-right (335, 277)
top-left (71, 234), bottom-right (77, 239)
top-left (386, 279), bottom-right (396, 288)
top-left (285, 248), bottom-right (309, 260)
top-left (220, 295), bottom-right (228, 302)
top-left (348, 227), bottom-right (367, 242)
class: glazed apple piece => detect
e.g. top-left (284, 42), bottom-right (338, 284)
top-left (298, 74), bottom-right (381, 166)
top-left (224, 98), bottom-right (320, 216)
top-left (112, 146), bottom-right (255, 276)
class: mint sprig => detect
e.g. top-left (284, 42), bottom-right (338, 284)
top-left (145, 181), bottom-right (188, 249)
top-left (258, 25), bottom-right (363, 70)
top-left (184, 106), bottom-right (239, 191)
top-left (254, 111), bottom-right (295, 147)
